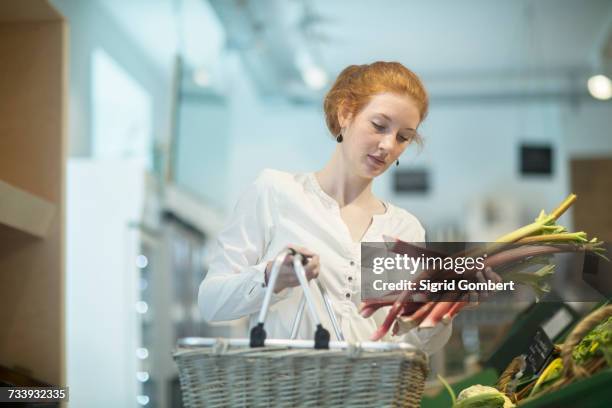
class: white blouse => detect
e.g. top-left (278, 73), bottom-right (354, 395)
top-left (198, 169), bottom-right (452, 355)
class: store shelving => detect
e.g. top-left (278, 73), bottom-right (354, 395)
top-left (0, 179), bottom-right (56, 238)
top-left (0, 0), bottom-right (67, 387)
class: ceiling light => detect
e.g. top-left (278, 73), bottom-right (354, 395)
top-left (302, 65), bottom-right (327, 90)
top-left (193, 68), bottom-right (210, 87)
top-left (587, 74), bottom-right (612, 100)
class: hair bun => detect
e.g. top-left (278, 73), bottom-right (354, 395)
top-left (323, 61), bottom-right (428, 140)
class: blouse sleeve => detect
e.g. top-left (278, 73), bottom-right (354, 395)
top-left (198, 169), bottom-right (292, 322)
top-left (381, 209), bottom-right (453, 355)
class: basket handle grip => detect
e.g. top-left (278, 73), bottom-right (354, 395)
top-left (250, 248), bottom-right (330, 349)
top-left (290, 280), bottom-right (345, 341)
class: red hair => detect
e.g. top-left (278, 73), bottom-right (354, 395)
top-left (323, 62), bottom-right (428, 140)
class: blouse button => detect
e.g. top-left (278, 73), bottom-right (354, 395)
top-left (345, 293), bottom-right (351, 299)
top-left (348, 276), bottom-right (353, 282)
top-left (349, 260), bottom-right (355, 266)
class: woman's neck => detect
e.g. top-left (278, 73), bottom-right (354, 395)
top-left (315, 148), bottom-right (375, 208)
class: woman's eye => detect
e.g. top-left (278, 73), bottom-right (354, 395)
top-left (371, 122), bottom-right (385, 131)
top-left (399, 131), bottom-right (417, 143)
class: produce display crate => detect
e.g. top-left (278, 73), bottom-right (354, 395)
top-left (515, 303), bottom-right (611, 406)
top-left (518, 368), bottom-right (612, 408)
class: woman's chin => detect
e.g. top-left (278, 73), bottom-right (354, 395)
top-left (361, 164), bottom-right (386, 178)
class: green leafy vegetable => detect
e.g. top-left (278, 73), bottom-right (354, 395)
top-left (572, 316), bottom-right (612, 366)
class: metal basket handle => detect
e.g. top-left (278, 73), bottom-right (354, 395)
top-left (250, 248), bottom-right (334, 349)
top-left (290, 280), bottom-right (344, 341)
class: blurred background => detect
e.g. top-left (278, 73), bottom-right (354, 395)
top-left (1, 0), bottom-right (611, 406)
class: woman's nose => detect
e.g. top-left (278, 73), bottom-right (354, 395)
top-left (378, 132), bottom-right (396, 151)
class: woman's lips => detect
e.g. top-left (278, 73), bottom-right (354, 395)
top-left (367, 155), bottom-right (386, 167)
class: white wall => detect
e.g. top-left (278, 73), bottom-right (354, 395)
top-left (562, 102), bottom-right (612, 159)
top-left (224, 53), bottom-right (333, 205)
top-left (389, 101), bottom-right (569, 232)
top-left (66, 160), bottom-right (146, 408)
top-left (216, 55), bottom-right (611, 238)
top-left (50, 0), bottom-right (610, 236)
top-left (50, 0), bottom-right (175, 159)
top-left (174, 96), bottom-right (232, 209)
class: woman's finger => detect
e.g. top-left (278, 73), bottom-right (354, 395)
top-left (465, 290), bottom-right (479, 309)
top-left (306, 267), bottom-right (320, 280)
top-left (283, 276), bottom-right (299, 287)
top-left (476, 270), bottom-right (485, 283)
top-left (283, 253), bottom-right (294, 266)
top-left (476, 270), bottom-right (488, 300)
top-left (291, 245), bottom-right (316, 257)
top-left (486, 267), bottom-right (503, 285)
top-left (305, 262), bottom-right (319, 273)
top-left (305, 255), bottom-right (320, 270)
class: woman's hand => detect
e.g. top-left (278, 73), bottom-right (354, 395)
top-left (265, 245), bottom-right (320, 294)
top-left (393, 267), bottom-right (503, 336)
top-left (464, 266), bottom-right (503, 308)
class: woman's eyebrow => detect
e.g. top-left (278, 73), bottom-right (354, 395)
top-left (376, 113), bottom-right (416, 130)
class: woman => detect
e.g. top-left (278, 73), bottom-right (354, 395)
top-left (199, 62), bottom-right (489, 354)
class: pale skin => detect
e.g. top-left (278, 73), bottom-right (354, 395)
top-left (265, 92), bottom-right (500, 309)
top-left (266, 92), bottom-right (421, 293)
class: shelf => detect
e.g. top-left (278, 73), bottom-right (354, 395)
top-left (0, 179), bottom-right (56, 238)
top-left (0, 0), bottom-right (66, 387)
top-left (0, 0), bottom-right (62, 23)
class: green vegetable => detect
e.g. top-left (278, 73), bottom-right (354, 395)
top-left (494, 194), bottom-right (576, 243)
top-left (454, 392), bottom-right (505, 408)
top-left (503, 264), bottom-right (555, 302)
top-left (453, 385), bottom-right (515, 408)
top-left (437, 374), bottom-right (456, 406)
top-left (572, 316), bottom-right (612, 366)
top-left (529, 357), bottom-right (563, 397)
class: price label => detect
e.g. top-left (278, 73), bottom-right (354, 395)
top-left (524, 327), bottom-right (554, 377)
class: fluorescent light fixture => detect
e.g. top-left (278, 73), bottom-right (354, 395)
top-left (302, 65), bottom-right (328, 90)
top-left (295, 50), bottom-right (328, 90)
top-left (193, 67), bottom-right (211, 87)
top-left (587, 74), bottom-right (612, 100)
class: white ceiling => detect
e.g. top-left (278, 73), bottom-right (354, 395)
top-left (309, 0), bottom-right (612, 76)
top-left (94, 0), bottom-right (224, 73)
top-left (93, 0), bottom-right (612, 95)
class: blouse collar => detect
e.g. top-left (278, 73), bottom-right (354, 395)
top-left (304, 172), bottom-right (392, 219)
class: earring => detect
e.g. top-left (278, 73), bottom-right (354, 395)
top-left (396, 160), bottom-right (399, 167)
top-left (336, 133), bottom-right (343, 143)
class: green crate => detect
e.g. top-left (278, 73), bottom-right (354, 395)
top-left (518, 368), bottom-right (612, 408)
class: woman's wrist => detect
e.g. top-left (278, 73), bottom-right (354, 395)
top-left (265, 261), bottom-right (286, 294)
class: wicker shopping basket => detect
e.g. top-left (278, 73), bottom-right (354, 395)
top-left (175, 249), bottom-right (429, 408)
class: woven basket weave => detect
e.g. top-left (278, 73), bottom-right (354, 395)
top-left (179, 250), bottom-right (428, 407)
top-left (174, 342), bottom-right (428, 408)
